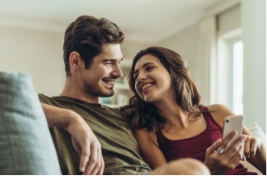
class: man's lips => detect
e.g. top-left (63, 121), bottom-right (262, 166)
top-left (102, 78), bottom-right (117, 86)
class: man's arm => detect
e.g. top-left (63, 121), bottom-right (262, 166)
top-left (41, 103), bottom-right (104, 175)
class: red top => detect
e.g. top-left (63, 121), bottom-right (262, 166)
top-left (156, 106), bottom-right (256, 175)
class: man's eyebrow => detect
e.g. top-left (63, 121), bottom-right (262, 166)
top-left (133, 62), bottom-right (153, 75)
top-left (102, 58), bottom-right (123, 62)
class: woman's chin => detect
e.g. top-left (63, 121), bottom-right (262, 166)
top-left (143, 96), bottom-right (154, 103)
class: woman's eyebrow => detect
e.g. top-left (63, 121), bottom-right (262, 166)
top-left (134, 62), bottom-right (153, 75)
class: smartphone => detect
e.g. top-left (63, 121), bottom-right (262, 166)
top-left (222, 115), bottom-right (244, 149)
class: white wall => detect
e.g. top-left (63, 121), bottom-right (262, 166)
top-left (157, 22), bottom-right (200, 78)
top-left (217, 5), bottom-right (241, 36)
top-left (0, 0), bottom-right (265, 131)
top-left (156, 2), bottom-right (266, 131)
top-left (241, 0), bottom-right (266, 132)
top-left (121, 41), bottom-right (150, 60)
top-left (0, 25), bottom-right (65, 96)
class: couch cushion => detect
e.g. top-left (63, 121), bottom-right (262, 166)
top-left (0, 71), bottom-right (61, 174)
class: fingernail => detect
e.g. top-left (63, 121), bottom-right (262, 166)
top-left (80, 167), bottom-right (84, 172)
top-left (217, 139), bottom-right (222, 144)
top-left (241, 136), bottom-right (246, 141)
top-left (243, 155), bottom-right (246, 161)
top-left (231, 131), bottom-right (237, 136)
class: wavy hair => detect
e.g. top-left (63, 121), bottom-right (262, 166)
top-left (121, 46), bottom-right (202, 132)
top-left (63, 15), bottom-right (124, 76)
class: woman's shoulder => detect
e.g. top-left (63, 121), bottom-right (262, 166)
top-left (134, 128), bottom-right (159, 146)
top-left (205, 104), bottom-right (235, 127)
top-left (206, 104), bottom-right (231, 112)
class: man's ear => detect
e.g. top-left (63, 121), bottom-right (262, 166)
top-left (69, 51), bottom-right (83, 71)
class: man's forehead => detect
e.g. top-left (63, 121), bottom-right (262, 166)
top-left (102, 43), bottom-right (122, 54)
top-left (91, 44), bottom-right (121, 61)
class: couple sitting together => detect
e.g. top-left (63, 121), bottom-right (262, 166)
top-left (39, 15), bottom-right (266, 175)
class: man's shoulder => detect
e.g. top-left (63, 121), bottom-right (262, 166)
top-left (38, 94), bottom-right (62, 106)
top-left (98, 105), bottom-right (122, 116)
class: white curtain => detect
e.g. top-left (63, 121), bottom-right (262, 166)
top-left (194, 16), bottom-right (216, 105)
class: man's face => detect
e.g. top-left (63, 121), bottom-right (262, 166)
top-left (79, 44), bottom-right (123, 97)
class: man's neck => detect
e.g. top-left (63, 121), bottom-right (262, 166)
top-left (60, 80), bottom-right (99, 104)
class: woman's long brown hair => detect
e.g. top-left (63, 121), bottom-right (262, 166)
top-left (121, 46), bottom-right (203, 132)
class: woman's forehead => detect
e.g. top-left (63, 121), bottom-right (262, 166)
top-left (134, 54), bottom-right (160, 70)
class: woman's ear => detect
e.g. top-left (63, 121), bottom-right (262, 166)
top-left (69, 51), bottom-right (83, 71)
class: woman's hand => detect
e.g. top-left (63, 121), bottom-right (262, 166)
top-left (242, 134), bottom-right (266, 174)
top-left (243, 134), bottom-right (262, 159)
top-left (204, 131), bottom-right (246, 174)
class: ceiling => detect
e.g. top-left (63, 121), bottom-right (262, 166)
top-left (0, 0), bottom-right (225, 44)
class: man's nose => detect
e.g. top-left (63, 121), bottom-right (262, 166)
top-left (111, 63), bottom-right (123, 78)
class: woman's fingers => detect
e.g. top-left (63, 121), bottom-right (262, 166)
top-left (243, 135), bottom-right (260, 158)
top-left (243, 136), bottom-right (251, 158)
top-left (206, 138), bottom-right (222, 156)
top-left (249, 137), bottom-right (258, 156)
top-left (218, 131), bottom-right (237, 153)
top-left (225, 135), bottom-right (246, 158)
top-left (231, 144), bottom-right (243, 166)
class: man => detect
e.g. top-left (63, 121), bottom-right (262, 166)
top-left (39, 15), bottom-right (242, 175)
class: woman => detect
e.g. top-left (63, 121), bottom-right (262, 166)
top-left (122, 46), bottom-right (266, 174)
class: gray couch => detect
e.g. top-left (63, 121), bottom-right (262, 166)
top-left (0, 71), bottom-right (61, 174)
top-left (1, 71), bottom-right (264, 174)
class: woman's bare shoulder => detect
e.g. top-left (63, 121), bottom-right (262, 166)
top-left (134, 128), bottom-right (158, 145)
top-left (205, 104), bottom-right (235, 127)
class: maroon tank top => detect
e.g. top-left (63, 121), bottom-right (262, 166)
top-left (156, 106), bottom-right (256, 175)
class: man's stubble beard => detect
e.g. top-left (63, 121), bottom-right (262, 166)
top-left (83, 80), bottom-right (114, 97)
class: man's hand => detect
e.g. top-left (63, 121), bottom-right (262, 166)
top-left (66, 111), bottom-right (105, 175)
top-left (204, 131), bottom-right (246, 174)
top-left (41, 103), bottom-right (104, 175)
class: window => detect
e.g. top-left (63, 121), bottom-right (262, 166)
top-left (232, 41), bottom-right (243, 114)
top-left (214, 28), bottom-right (243, 114)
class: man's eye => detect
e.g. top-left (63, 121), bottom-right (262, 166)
top-left (104, 61), bottom-right (113, 65)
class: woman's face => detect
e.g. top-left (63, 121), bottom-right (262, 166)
top-left (133, 54), bottom-right (174, 103)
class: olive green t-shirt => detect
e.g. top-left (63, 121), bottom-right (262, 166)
top-left (39, 94), bottom-right (151, 175)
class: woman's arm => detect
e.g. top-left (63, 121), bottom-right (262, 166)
top-left (134, 128), bottom-right (167, 169)
top-left (208, 104), bottom-right (266, 174)
top-left (242, 125), bottom-right (266, 174)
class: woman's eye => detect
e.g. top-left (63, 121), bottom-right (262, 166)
top-left (146, 66), bottom-right (154, 71)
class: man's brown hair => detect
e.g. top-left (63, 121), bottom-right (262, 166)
top-left (63, 15), bottom-right (124, 76)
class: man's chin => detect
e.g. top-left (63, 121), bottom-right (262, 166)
top-left (100, 94), bottom-right (114, 97)
top-left (100, 90), bottom-right (114, 97)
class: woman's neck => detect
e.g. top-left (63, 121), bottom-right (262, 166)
top-left (154, 99), bottom-right (189, 129)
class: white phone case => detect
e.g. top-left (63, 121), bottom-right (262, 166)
top-left (222, 115), bottom-right (244, 149)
